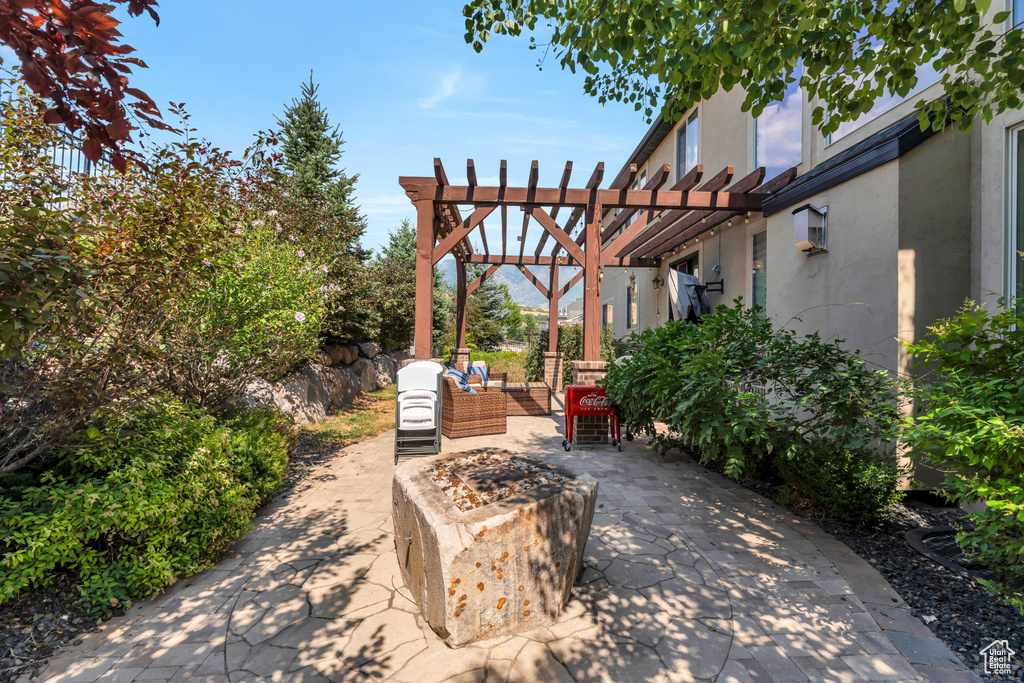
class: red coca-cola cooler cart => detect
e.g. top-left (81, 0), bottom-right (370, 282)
top-left (562, 385), bottom-right (621, 451)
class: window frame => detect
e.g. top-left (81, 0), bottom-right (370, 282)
top-left (626, 277), bottom-right (639, 330)
top-left (1007, 122), bottom-right (1024, 305)
top-left (751, 230), bottom-right (768, 309)
top-left (676, 109), bottom-right (700, 182)
top-left (602, 302), bottom-right (614, 332)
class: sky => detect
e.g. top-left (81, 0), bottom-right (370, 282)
top-left (96, 0), bottom-right (653, 254)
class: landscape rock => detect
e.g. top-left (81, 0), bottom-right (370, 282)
top-left (393, 449), bottom-right (598, 647)
top-left (324, 344), bottom-right (347, 366)
top-left (355, 341), bottom-right (381, 359)
top-left (236, 378), bottom-right (284, 413)
top-left (351, 358), bottom-right (377, 393)
top-left (372, 355), bottom-right (397, 387)
top-left (344, 345), bottom-right (360, 365)
top-left (314, 351), bottom-right (333, 367)
top-left (272, 371), bottom-right (317, 425)
top-left (326, 365), bottom-right (361, 408)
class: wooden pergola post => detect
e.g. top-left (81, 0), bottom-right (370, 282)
top-left (455, 255), bottom-right (467, 349)
top-left (548, 264), bottom-right (559, 352)
top-left (582, 200), bottom-right (602, 361)
top-left (414, 199), bottom-right (435, 360)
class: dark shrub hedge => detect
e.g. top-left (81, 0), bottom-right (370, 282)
top-left (0, 398), bottom-right (291, 613)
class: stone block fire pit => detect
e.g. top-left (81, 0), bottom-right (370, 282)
top-left (392, 449), bottom-right (598, 647)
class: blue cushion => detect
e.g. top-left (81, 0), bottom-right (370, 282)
top-left (447, 367), bottom-right (473, 393)
top-left (467, 365), bottom-right (490, 383)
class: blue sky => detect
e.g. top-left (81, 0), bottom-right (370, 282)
top-left (106, 0), bottom-right (652, 253)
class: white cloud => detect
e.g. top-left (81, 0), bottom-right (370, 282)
top-left (418, 67), bottom-right (465, 110)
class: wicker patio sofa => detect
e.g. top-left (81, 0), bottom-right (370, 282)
top-left (441, 377), bottom-right (507, 438)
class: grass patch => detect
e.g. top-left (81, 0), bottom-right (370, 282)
top-left (302, 384), bottom-right (396, 447)
top-left (471, 350), bottom-right (528, 382)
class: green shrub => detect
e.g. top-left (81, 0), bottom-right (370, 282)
top-left (160, 217), bottom-right (327, 410)
top-left (602, 302), bottom-right (903, 525)
top-left (903, 299), bottom-right (1024, 610)
top-left (776, 446), bottom-right (904, 527)
top-left (0, 398), bottom-right (290, 613)
top-left (522, 325), bottom-right (615, 385)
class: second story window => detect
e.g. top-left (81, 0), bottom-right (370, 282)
top-left (676, 110), bottom-right (699, 181)
top-left (1017, 0), bottom-right (1024, 27)
top-left (755, 78), bottom-right (803, 181)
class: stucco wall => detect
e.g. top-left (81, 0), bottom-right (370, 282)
top-left (764, 162), bottom-right (901, 373)
top-left (896, 127), bottom-right (973, 378)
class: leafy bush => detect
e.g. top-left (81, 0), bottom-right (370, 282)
top-left (775, 446), bottom-right (904, 527)
top-left (0, 89), bottom-right (243, 472)
top-left (903, 299), bottom-right (1024, 609)
top-left (602, 302), bottom-right (903, 525)
top-left (0, 398), bottom-right (290, 613)
top-left (523, 325), bottom-right (615, 384)
top-left (160, 217), bottom-right (327, 410)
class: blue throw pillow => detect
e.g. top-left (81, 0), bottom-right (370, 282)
top-left (447, 367), bottom-right (472, 393)
top-left (467, 365), bottom-right (491, 383)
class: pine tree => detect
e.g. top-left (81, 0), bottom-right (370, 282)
top-left (273, 72), bottom-right (370, 342)
top-left (276, 72), bottom-right (353, 199)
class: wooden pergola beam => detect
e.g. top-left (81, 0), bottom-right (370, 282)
top-left (601, 164), bottom-right (672, 244)
top-left (467, 158), bottom-right (477, 186)
top-left (535, 161), bottom-right (573, 256)
top-left (432, 205), bottom-right (496, 265)
top-left (560, 269), bottom-right (585, 298)
top-left (528, 206), bottom-right (586, 265)
top-left (631, 167), bottom-right (764, 258)
top-left (612, 165), bottom-right (736, 258)
top-left (467, 264), bottom-right (500, 295)
top-left (391, 185), bottom-right (769, 211)
top-left (648, 166), bottom-right (798, 258)
top-left (516, 264), bottom-right (550, 299)
top-left (464, 254), bottom-right (658, 267)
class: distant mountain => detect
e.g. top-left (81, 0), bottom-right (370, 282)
top-left (438, 260), bottom-right (583, 308)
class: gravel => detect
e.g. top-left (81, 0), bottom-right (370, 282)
top-left (0, 573), bottom-right (101, 682)
top-left (814, 502), bottom-right (1024, 681)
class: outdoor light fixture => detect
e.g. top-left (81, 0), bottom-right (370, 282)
top-left (793, 203), bottom-right (828, 254)
top-left (652, 274), bottom-right (665, 290)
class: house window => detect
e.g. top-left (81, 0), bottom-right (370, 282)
top-left (676, 110), bottom-right (699, 181)
top-left (602, 303), bottom-right (614, 332)
top-left (755, 78), bottom-right (802, 181)
top-left (1010, 126), bottom-right (1024, 309)
top-left (626, 278), bottom-right (639, 330)
top-left (1016, 0), bottom-right (1024, 27)
top-left (752, 232), bottom-right (767, 308)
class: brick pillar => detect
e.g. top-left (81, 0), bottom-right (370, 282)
top-left (450, 348), bottom-right (471, 372)
top-left (542, 351), bottom-right (564, 392)
top-left (570, 360), bottom-right (609, 445)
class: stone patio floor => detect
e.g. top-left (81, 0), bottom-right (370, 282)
top-left (35, 399), bottom-right (982, 683)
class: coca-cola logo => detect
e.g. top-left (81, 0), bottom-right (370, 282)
top-left (578, 394), bottom-right (610, 407)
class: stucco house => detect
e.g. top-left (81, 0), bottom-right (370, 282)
top-left (600, 5), bottom-right (1020, 406)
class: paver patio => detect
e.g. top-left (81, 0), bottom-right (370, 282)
top-left (34, 398), bottom-right (981, 683)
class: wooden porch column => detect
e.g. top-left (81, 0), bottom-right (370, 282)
top-left (582, 199), bottom-right (602, 360)
top-left (414, 199), bottom-right (435, 360)
top-left (455, 255), bottom-right (467, 348)
top-left (548, 264), bottom-right (559, 352)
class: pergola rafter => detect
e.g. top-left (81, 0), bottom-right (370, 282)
top-left (400, 158), bottom-right (794, 362)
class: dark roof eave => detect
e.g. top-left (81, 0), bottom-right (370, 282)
top-left (609, 114), bottom-right (674, 188)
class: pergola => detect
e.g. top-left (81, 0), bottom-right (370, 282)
top-left (399, 159), bottom-right (795, 362)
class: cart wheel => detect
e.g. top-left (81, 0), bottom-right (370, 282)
top-left (626, 433), bottom-right (634, 442)
top-left (562, 439), bottom-right (571, 452)
top-left (617, 443), bottom-right (622, 452)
